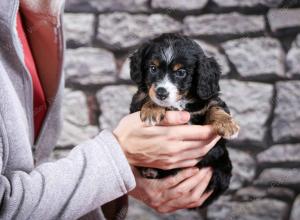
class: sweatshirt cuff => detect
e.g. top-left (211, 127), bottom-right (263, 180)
top-left (94, 130), bottom-right (136, 194)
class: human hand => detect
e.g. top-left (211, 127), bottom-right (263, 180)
top-left (129, 166), bottom-right (213, 213)
top-left (113, 111), bottom-right (220, 169)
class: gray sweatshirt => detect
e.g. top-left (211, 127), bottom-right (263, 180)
top-left (0, 0), bottom-right (136, 219)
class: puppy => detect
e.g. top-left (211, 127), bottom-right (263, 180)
top-left (129, 33), bottom-right (239, 208)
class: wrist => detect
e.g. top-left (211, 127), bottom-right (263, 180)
top-left (112, 129), bottom-right (132, 164)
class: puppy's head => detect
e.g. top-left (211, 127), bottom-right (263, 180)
top-left (130, 33), bottom-right (221, 108)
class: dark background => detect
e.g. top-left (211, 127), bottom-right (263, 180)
top-left (53, 0), bottom-right (300, 219)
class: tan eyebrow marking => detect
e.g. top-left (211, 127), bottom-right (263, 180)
top-left (173, 63), bottom-right (183, 71)
top-left (151, 59), bottom-right (160, 67)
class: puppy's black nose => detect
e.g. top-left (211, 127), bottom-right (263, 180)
top-left (156, 87), bottom-right (169, 100)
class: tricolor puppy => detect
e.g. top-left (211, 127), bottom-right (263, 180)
top-left (129, 33), bottom-right (240, 208)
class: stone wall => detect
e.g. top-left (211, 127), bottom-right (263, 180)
top-left (54, 0), bottom-right (300, 219)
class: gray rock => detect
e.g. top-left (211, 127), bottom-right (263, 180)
top-left (64, 47), bottom-right (117, 86)
top-left (222, 37), bottom-right (285, 79)
top-left (272, 81), bottom-right (300, 143)
top-left (60, 90), bottom-right (91, 127)
top-left (183, 13), bottom-right (265, 39)
top-left (195, 40), bottom-right (230, 75)
top-left (58, 121), bottom-right (99, 148)
top-left (265, 187), bottom-right (295, 201)
top-left (94, 0), bottom-right (148, 12)
top-left (287, 34), bottom-right (300, 77)
top-left (212, 0), bottom-right (283, 8)
top-left (257, 143), bottom-right (300, 164)
top-left (207, 199), bottom-right (289, 220)
top-left (290, 195), bottom-right (300, 220)
top-left (228, 148), bottom-right (256, 190)
top-left (267, 187), bottom-right (295, 201)
top-left (151, 0), bottom-right (208, 11)
top-left (97, 85), bottom-right (137, 130)
top-left (255, 168), bottom-right (300, 188)
top-left (119, 58), bottom-right (131, 80)
top-left (128, 198), bottom-right (203, 220)
top-left (97, 13), bottom-right (182, 50)
top-left (57, 89), bottom-right (99, 148)
top-left (236, 186), bottom-right (295, 202)
top-left (236, 187), bottom-right (268, 199)
top-left (64, 0), bottom-right (93, 11)
top-left (65, 0), bottom-right (149, 12)
top-left (268, 9), bottom-right (300, 34)
top-left (220, 80), bottom-right (273, 146)
top-left (64, 13), bottom-right (94, 46)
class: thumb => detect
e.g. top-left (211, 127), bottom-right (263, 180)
top-left (159, 111), bottom-right (190, 126)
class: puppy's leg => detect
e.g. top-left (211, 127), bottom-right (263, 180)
top-left (205, 106), bottom-right (240, 139)
top-left (140, 100), bottom-right (166, 126)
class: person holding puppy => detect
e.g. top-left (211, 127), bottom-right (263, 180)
top-left (0, 0), bottom-right (218, 219)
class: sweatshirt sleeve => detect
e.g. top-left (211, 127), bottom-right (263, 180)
top-left (0, 130), bottom-right (136, 220)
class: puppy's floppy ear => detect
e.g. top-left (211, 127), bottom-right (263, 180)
top-left (196, 56), bottom-right (221, 100)
top-left (129, 43), bottom-right (149, 86)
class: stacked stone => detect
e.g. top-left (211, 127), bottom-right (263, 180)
top-left (53, 0), bottom-right (300, 219)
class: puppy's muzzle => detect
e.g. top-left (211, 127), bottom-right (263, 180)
top-left (156, 87), bottom-right (169, 100)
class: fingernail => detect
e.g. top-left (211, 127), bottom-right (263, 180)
top-left (180, 111), bottom-right (190, 122)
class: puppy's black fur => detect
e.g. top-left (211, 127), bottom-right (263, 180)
top-left (129, 34), bottom-right (239, 208)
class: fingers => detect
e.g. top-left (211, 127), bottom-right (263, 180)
top-left (159, 111), bottom-right (190, 126)
top-left (186, 170), bottom-right (213, 205)
top-left (160, 167), bottom-right (199, 189)
top-left (174, 135), bottom-right (221, 156)
top-left (156, 124), bottom-right (217, 141)
top-left (162, 167), bottom-right (211, 200)
top-left (164, 159), bottom-right (199, 170)
top-left (174, 125), bottom-right (217, 140)
top-left (153, 136), bottom-right (221, 170)
top-left (186, 191), bottom-right (213, 208)
top-left (157, 167), bottom-right (213, 213)
top-left (131, 166), bottom-right (213, 214)
top-left (157, 140), bottom-right (206, 156)
top-left (179, 137), bottom-right (220, 159)
top-left (131, 168), bottom-right (199, 211)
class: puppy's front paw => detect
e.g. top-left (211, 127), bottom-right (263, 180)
top-left (140, 103), bottom-right (166, 126)
top-left (213, 117), bottom-right (240, 140)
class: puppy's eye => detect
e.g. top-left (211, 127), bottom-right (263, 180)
top-left (149, 65), bottom-right (158, 74)
top-left (175, 69), bottom-right (187, 78)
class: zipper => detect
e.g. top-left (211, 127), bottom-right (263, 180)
top-left (10, 0), bottom-right (35, 146)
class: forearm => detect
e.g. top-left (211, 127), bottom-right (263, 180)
top-left (0, 130), bottom-right (135, 220)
